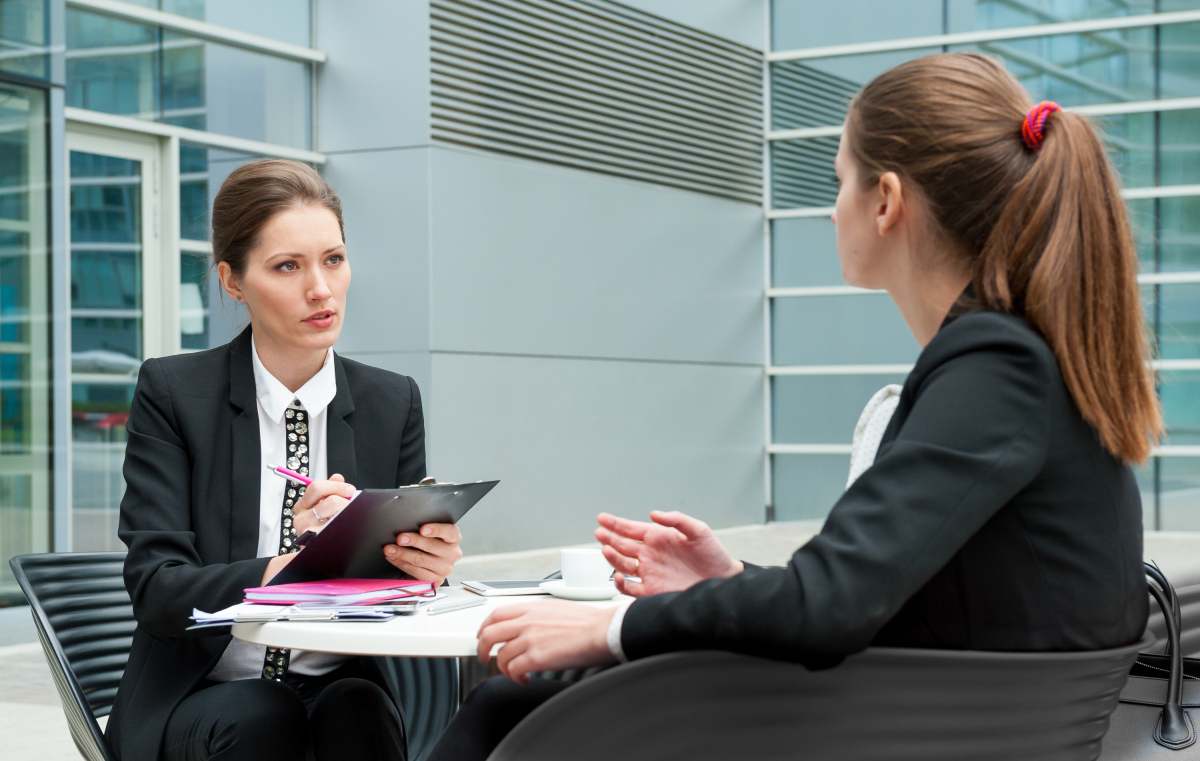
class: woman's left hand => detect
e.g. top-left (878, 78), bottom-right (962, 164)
top-left (384, 523), bottom-right (463, 586)
top-left (476, 601), bottom-right (617, 684)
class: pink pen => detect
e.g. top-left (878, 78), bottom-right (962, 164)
top-left (265, 463), bottom-right (313, 486)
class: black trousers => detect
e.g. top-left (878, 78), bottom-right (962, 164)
top-left (161, 659), bottom-right (405, 761)
top-left (424, 676), bottom-right (573, 761)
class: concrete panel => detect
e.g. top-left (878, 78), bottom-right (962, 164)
top-left (429, 147), bottom-right (763, 365)
top-left (326, 148), bottom-right (430, 356)
top-left (315, 0), bottom-right (431, 153)
top-left (618, 0), bottom-right (765, 50)
top-left (428, 352), bottom-right (764, 555)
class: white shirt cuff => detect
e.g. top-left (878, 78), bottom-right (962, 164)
top-left (606, 598), bottom-right (635, 663)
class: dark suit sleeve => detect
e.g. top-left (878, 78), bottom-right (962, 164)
top-left (394, 376), bottom-right (427, 487)
top-left (118, 359), bottom-right (271, 639)
top-left (621, 318), bottom-right (1054, 667)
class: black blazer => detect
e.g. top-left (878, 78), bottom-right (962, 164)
top-left (105, 326), bottom-right (426, 761)
top-left (622, 310), bottom-right (1148, 666)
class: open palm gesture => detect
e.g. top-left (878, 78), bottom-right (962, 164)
top-left (594, 510), bottom-right (743, 597)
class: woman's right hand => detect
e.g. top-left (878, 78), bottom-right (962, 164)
top-left (594, 511), bottom-right (744, 597)
top-left (291, 473), bottom-right (356, 536)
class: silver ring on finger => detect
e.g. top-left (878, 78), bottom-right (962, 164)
top-left (312, 505), bottom-right (327, 524)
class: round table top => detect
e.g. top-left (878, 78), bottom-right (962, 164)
top-left (231, 585), bottom-right (629, 658)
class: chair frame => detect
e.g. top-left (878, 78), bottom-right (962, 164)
top-left (490, 637), bottom-right (1152, 761)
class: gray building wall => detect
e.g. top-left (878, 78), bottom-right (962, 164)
top-left (318, 0), bottom-right (766, 555)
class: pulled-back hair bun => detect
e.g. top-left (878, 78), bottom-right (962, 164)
top-left (211, 159), bottom-right (343, 278)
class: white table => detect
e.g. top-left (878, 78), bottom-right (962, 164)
top-left (232, 585), bottom-right (628, 658)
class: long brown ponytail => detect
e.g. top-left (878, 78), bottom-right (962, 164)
top-left (845, 52), bottom-right (1161, 463)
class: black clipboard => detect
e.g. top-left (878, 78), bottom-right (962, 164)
top-left (268, 480), bottom-right (498, 585)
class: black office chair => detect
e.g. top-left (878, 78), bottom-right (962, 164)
top-left (10, 552), bottom-right (128, 761)
top-left (489, 637), bottom-right (1152, 761)
top-left (11, 552), bottom-right (460, 761)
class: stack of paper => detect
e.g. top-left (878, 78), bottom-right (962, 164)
top-left (244, 578), bottom-right (437, 606)
top-left (187, 594), bottom-right (447, 631)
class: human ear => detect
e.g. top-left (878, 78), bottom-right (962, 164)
top-left (875, 171), bottom-right (904, 237)
top-left (217, 261), bottom-right (244, 302)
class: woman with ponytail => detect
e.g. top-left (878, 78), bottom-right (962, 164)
top-left (425, 53), bottom-right (1160, 761)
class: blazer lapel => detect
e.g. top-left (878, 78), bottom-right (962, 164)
top-left (327, 356), bottom-right (358, 486)
top-left (228, 326), bottom-right (262, 562)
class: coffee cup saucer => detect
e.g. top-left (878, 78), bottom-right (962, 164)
top-left (539, 580), bottom-right (620, 601)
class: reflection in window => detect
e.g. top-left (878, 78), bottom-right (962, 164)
top-left (181, 251), bottom-right (209, 349)
top-left (69, 150), bottom-right (142, 552)
top-left (768, 3), bottom-right (1200, 526)
top-left (1138, 456), bottom-right (1200, 532)
top-left (65, 7), bottom-right (312, 149)
top-left (0, 82), bottom-right (50, 598)
top-left (0, 0), bottom-right (49, 80)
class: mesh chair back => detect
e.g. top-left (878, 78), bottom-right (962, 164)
top-left (10, 552), bottom-right (132, 761)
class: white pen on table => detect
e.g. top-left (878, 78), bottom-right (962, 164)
top-left (427, 597), bottom-right (487, 615)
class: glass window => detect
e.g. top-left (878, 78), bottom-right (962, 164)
top-left (0, 0), bottom-right (48, 80)
top-left (970, 0), bottom-right (1158, 31)
top-left (773, 453), bottom-right (850, 521)
top-left (770, 61), bottom-right (858, 131)
top-left (1101, 109), bottom-right (1200, 190)
top-left (771, 138), bottom-right (838, 211)
top-left (180, 143), bottom-right (209, 240)
top-left (772, 0), bottom-right (946, 51)
top-left (773, 293), bottom-right (921, 367)
top-left (774, 373), bottom-right (910, 444)
top-left (1145, 282), bottom-right (1200, 361)
top-left (1161, 371), bottom-right (1200, 445)
top-left (768, 3), bottom-right (1200, 526)
top-left (771, 217), bottom-right (842, 288)
top-left (0, 82), bottom-right (50, 599)
top-left (66, 8), bottom-right (312, 149)
top-left (69, 150), bottom-right (143, 551)
top-left (1131, 196), bottom-right (1200, 273)
top-left (772, 23), bottom-right (1200, 134)
top-left (177, 145), bottom-right (257, 350)
top-left (1139, 456), bottom-right (1200, 531)
top-left (122, 0), bottom-right (313, 48)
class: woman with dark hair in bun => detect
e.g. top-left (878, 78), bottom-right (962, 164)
top-left (426, 51), bottom-right (1160, 761)
top-left (106, 159), bottom-right (462, 761)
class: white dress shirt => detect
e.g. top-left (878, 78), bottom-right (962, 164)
top-left (207, 338), bottom-right (351, 681)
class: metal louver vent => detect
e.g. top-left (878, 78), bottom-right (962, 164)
top-left (770, 61), bottom-right (860, 209)
top-left (430, 0), bottom-right (763, 204)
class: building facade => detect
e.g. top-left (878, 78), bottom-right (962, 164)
top-left (767, 0), bottom-right (1200, 529)
top-left (0, 0), bottom-right (1196, 600)
top-left (0, 0), bottom-right (769, 600)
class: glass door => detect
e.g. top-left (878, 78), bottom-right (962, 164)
top-left (66, 128), bottom-right (164, 551)
top-left (0, 83), bottom-right (51, 600)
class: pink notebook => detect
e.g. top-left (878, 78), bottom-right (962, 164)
top-left (244, 578), bottom-right (436, 605)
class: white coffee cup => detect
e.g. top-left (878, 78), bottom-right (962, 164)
top-left (561, 548), bottom-right (613, 588)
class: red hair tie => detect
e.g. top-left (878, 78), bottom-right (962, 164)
top-left (1021, 101), bottom-right (1062, 152)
